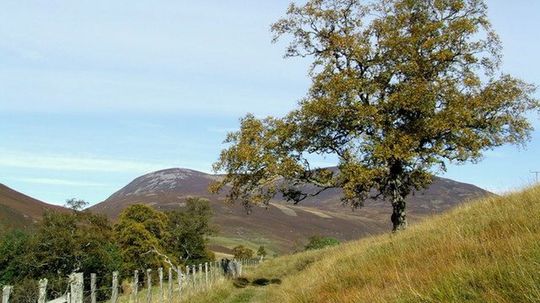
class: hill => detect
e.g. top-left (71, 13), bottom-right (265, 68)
top-left (0, 184), bottom-right (67, 229)
top-left (90, 168), bottom-right (490, 253)
top-left (188, 185), bottom-right (540, 303)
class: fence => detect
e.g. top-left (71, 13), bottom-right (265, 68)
top-left (1, 259), bottom-right (262, 303)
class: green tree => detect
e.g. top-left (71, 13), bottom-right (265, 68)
top-left (304, 236), bottom-right (340, 251)
top-left (0, 229), bottom-right (32, 284)
top-left (232, 245), bottom-right (254, 259)
top-left (0, 211), bottom-right (122, 298)
top-left (257, 246), bottom-right (267, 258)
top-left (32, 211), bottom-right (121, 278)
top-left (114, 204), bottom-right (169, 271)
top-left (165, 197), bottom-right (215, 265)
top-left (212, 0), bottom-right (538, 231)
top-left (64, 198), bottom-right (89, 212)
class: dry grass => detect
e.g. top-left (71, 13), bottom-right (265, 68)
top-left (188, 185), bottom-right (540, 303)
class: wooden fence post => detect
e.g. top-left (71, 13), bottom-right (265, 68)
top-left (185, 266), bottom-right (190, 290)
top-left (177, 266), bottom-right (183, 301)
top-left (38, 278), bottom-right (48, 303)
top-left (133, 270), bottom-right (139, 303)
top-left (191, 265), bottom-right (196, 287)
top-left (69, 273), bottom-right (83, 303)
top-left (158, 267), bottom-right (163, 303)
top-left (177, 266), bottom-right (182, 293)
top-left (2, 285), bottom-right (12, 303)
top-left (177, 266), bottom-right (183, 296)
top-left (204, 263), bottom-right (208, 287)
top-left (90, 274), bottom-right (97, 303)
top-left (198, 264), bottom-right (202, 288)
top-left (146, 269), bottom-right (152, 303)
top-left (168, 268), bottom-right (172, 303)
top-left (111, 271), bottom-right (119, 303)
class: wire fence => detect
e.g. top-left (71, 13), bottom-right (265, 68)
top-left (1, 259), bottom-right (262, 303)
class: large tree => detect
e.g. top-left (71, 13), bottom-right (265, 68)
top-left (211, 0), bottom-right (538, 231)
top-left (0, 211), bottom-right (122, 299)
top-left (165, 197), bottom-right (215, 265)
top-left (114, 204), bottom-right (170, 271)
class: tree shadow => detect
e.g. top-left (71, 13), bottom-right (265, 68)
top-left (232, 277), bottom-right (282, 288)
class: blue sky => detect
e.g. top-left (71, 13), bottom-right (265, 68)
top-left (0, 0), bottom-right (539, 206)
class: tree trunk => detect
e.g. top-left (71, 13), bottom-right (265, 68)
top-left (391, 195), bottom-right (407, 232)
top-left (389, 161), bottom-right (407, 232)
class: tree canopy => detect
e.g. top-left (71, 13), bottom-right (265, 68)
top-left (232, 245), bottom-right (254, 260)
top-left (165, 197), bottom-right (216, 265)
top-left (0, 199), bottom-right (216, 295)
top-left (257, 246), bottom-right (267, 258)
top-left (64, 198), bottom-right (89, 212)
top-left (114, 204), bottom-right (171, 271)
top-left (0, 211), bottom-right (122, 299)
top-left (211, 0), bottom-right (538, 231)
top-left (114, 200), bottom-right (216, 270)
top-left (304, 235), bottom-right (341, 251)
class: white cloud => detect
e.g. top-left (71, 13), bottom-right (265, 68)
top-left (12, 177), bottom-right (107, 187)
top-left (0, 150), bottom-right (166, 173)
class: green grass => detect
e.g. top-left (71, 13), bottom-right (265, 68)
top-left (208, 235), bottom-right (280, 257)
top-left (185, 185), bottom-right (540, 302)
top-left (117, 264), bottom-right (262, 303)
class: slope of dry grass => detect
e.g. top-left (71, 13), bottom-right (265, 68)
top-left (186, 185), bottom-right (540, 303)
top-left (0, 184), bottom-right (67, 228)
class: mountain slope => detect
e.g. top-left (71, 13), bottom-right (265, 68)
top-left (188, 185), bottom-right (540, 303)
top-left (91, 168), bottom-right (490, 252)
top-left (0, 184), bottom-right (67, 228)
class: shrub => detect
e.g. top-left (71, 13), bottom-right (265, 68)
top-left (232, 245), bottom-right (254, 259)
top-left (304, 236), bottom-right (340, 251)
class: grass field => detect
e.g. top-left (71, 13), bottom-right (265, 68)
top-left (207, 235), bottom-right (280, 258)
top-left (182, 185), bottom-right (540, 302)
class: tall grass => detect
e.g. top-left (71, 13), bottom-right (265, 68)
top-left (189, 185), bottom-right (540, 303)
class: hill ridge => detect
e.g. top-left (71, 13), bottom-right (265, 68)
top-left (91, 167), bottom-right (490, 253)
top-left (0, 183), bottom-right (67, 228)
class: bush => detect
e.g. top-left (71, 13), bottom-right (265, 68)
top-left (0, 211), bottom-right (122, 299)
top-left (257, 246), bottom-right (267, 258)
top-left (304, 236), bottom-right (340, 251)
top-left (232, 245), bottom-right (254, 259)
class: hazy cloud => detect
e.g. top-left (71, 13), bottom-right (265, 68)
top-left (12, 177), bottom-right (108, 187)
top-left (0, 150), bottom-right (166, 173)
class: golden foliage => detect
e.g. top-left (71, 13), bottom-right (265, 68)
top-left (212, 0), bottom-right (539, 230)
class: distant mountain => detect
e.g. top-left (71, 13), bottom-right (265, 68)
top-left (91, 168), bottom-right (491, 253)
top-left (0, 184), bottom-right (67, 229)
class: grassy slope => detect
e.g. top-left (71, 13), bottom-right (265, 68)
top-left (188, 185), bottom-right (540, 303)
top-left (0, 204), bottom-right (34, 229)
top-left (208, 235), bottom-right (280, 258)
